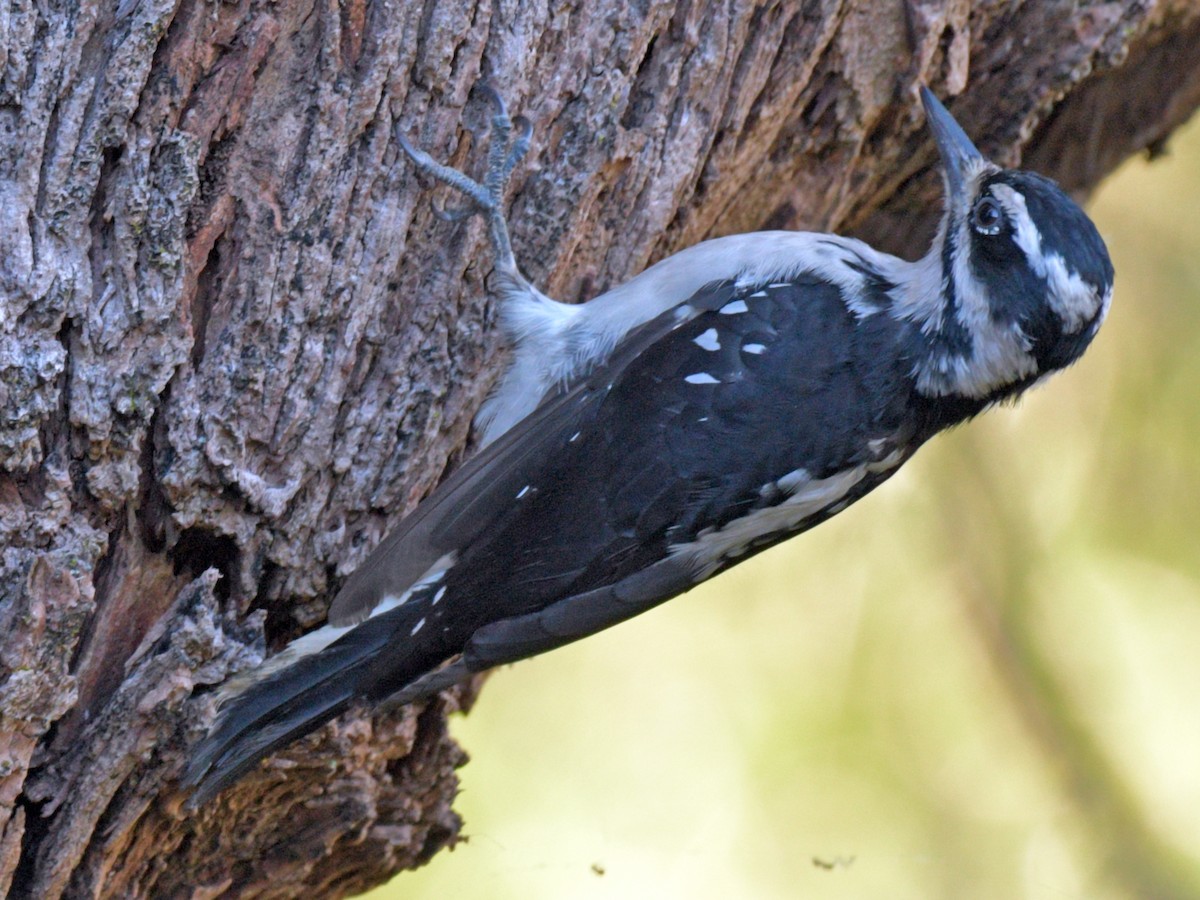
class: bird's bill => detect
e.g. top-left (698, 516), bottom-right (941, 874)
top-left (920, 86), bottom-right (985, 201)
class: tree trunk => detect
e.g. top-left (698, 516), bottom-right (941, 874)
top-left (1, 0), bottom-right (1198, 896)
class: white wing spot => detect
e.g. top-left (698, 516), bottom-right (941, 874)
top-left (698, 416), bottom-right (709, 423)
top-left (669, 467), bottom-right (867, 579)
top-left (569, 431), bottom-right (581, 442)
top-left (866, 448), bottom-right (905, 473)
top-left (685, 373), bottom-right (720, 385)
top-left (432, 585), bottom-right (447, 605)
top-left (775, 468), bottom-right (810, 493)
top-left (719, 299), bottom-right (749, 315)
top-left (411, 617), bottom-right (427, 636)
top-left (768, 282), bottom-right (791, 288)
top-left (742, 343), bottom-right (766, 355)
top-left (748, 290), bottom-right (768, 298)
top-left (516, 484), bottom-right (532, 499)
top-left (368, 552), bottom-right (456, 619)
top-left (693, 328), bottom-right (721, 351)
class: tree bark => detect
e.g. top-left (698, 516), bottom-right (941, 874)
top-left (1, 0), bottom-right (1198, 896)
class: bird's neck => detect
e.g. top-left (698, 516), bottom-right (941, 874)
top-left (888, 235), bottom-right (1041, 403)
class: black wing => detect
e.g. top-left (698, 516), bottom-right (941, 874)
top-left (326, 280), bottom-right (745, 626)
top-left (185, 274), bottom-right (924, 803)
top-left (423, 273), bottom-right (923, 662)
top-left (183, 281), bottom-right (739, 802)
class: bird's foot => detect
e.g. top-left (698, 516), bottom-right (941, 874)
top-left (398, 84), bottom-right (533, 275)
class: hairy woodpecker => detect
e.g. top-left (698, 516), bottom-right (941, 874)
top-left (183, 86), bottom-right (1113, 805)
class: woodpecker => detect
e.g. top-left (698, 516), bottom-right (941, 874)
top-left (183, 86), bottom-right (1113, 805)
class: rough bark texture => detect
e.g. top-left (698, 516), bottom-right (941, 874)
top-left (1, 0), bottom-right (1198, 896)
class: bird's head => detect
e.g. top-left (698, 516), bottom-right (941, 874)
top-left (908, 87), bottom-right (1114, 400)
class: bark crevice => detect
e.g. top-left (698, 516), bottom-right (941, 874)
top-left (2, 1), bottom-right (1198, 895)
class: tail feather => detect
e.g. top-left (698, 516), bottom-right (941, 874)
top-left (186, 681), bottom-right (358, 807)
top-left (184, 606), bottom-right (426, 806)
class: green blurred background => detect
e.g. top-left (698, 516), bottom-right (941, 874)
top-left (370, 117), bottom-right (1200, 899)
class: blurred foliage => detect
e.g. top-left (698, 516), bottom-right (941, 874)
top-left (370, 115), bottom-right (1200, 900)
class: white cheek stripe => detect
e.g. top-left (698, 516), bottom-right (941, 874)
top-left (992, 184), bottom-right (1102, 334)
top-left (1043, 251), bottom-right (1103, 333)
top-left (905, 179), bottom-right (1042, 399)
top-left (993, 185), bottom-right (1043, 267)
top-left (933, 211), bottom-right (1038, 398)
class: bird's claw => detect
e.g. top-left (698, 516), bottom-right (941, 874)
top-left (432, 200), bottom-right (478, 223)
top-left (397, 85), bottom-right (532, 271)
top-left (477, 82), bottom-right (509, 121)
top-left (503, 115), bottom-right (534, 182)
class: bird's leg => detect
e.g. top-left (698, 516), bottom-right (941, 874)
top-left (397, 85), bottom-right (535, 296)
top-left (398, 87), bottom-right (568, 448)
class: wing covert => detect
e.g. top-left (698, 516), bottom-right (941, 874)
top-left (327, 281), bottom-right (740, 625)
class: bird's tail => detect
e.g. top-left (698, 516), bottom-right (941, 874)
top-left (182, 608), bottom-right (425, 807)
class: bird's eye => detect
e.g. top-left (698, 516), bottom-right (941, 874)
top-left (971, 197), bottom-right (1004, 235)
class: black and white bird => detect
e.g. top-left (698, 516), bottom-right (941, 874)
top-left (183, 86), bottom-right (1113, 804)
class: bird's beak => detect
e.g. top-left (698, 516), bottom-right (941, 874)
top-left (920, 86), bottom-right (985, 203)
